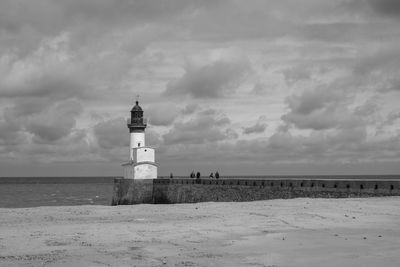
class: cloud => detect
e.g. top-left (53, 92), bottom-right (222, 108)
top-left (285, 87), bottom-right (344, 116)
top-left (0, 119), bottom-right (23, 146)
top-left (267, 131), bottom-right (303, 155)
top-left (89, 116), bottom-right (160, 162)
top-left (25, 100), bottom-right (83, 143)
top-left (163, 108), bottom-right (237, 145)
top-left (146, 103), bottom-right (179, 126)
top-left (243, 116), bottom-right (267, 134)
top-left (0, 0), bottom-right (217, 54)
top-left (386, 111), bottom-right (400, 124)
top-left (0, 72), bottom-right (85, 100)
top-left (282, 90), bottom-right (341, 130)
top-left (251, 83), bottom-right (269, 95)
top-left (93, 117), bottom-right (129, 149)
top-left (0, 98), bottom-right (93, 165)
top-left (145, 128), bottom-right (162, 147)
top-left (164, 58), bottom-right (250, 98)
top-left (160, 123), bottom-right (400, 174)
top-left (92, 116), bottom-right (162, 162)
top-left (182, 104), bottom-right (199, 115)
top-left (378, 110), bottom-right (400, 131)
top-left (0, 32), bottom-right (88, 101)
top-left (354, 47), bottom-right (400, 75)
top-left (282, 109), bottom-right (340, 131)
top-left (2, 99), bottom-right (83, 143)
top-left (354, 100), bottom-right (375, 116)
top-left (281, 84), bottom-right (363, 131)
top-left (283, 67), bottom-right (311, 86)
top-left (353, 47), bottom-right (400, 92)
top-left (367, 0), bottom-right (400, 17)
top-left (301, 22), bottom-right (367, 43)
top-left (265, 127), bottom-right (369, 163)
top-left (0, 0), bottom-right (399, 175)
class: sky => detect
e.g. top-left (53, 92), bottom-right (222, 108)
top-left (0, 0), bottom-right (400, 177)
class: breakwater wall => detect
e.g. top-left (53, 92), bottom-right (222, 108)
top-left (111, 178), bottom-right (400, 205)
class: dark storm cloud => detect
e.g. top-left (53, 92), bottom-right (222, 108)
top-left (164, 59), bottom-right (250, 98)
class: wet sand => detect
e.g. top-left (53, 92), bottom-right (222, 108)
top-left (1, 197), bottom-right (400, 266)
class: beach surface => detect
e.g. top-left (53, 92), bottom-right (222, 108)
top-left (1, 197), bottom-right (400, 267)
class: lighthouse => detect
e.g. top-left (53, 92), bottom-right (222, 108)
top-left (122, 100), bottom-right (158, 179)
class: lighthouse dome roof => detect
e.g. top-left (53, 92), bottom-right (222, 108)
top-left (131, 101), bottom-right (143, 112)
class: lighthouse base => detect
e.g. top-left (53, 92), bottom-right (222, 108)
top-left (111, 178), bottom-right (153, 205)
top-left (122, 162), bottom-right (157, 179)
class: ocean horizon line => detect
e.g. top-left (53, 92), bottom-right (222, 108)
top-left (1, 175), bottom-right (400, 185)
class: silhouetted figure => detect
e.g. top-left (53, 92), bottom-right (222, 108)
top-left (215, 171), bottom-right (220, 179)
top-left (209, 172), bottom-right (214, 178)
top-left (196, 171), bottom-right (201, 184)
top-left (170, 173), bottom-right (173, 178)
top-left (190, 171), bottom-right (195, 178)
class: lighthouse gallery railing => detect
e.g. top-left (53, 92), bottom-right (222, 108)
top-left (127, 118), bottom-right (147, 125)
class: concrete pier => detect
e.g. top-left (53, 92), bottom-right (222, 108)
top-left (112, 178), bottom-right (400, 205)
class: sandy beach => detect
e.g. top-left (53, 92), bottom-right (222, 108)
top-left (1, 197), bottom-right (400, 267)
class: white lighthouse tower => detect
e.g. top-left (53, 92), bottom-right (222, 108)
top-left (122, 100), bottom-right (158, 179)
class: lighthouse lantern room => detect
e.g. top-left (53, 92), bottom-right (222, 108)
top-left (122, 100), bottom-right (157, 179)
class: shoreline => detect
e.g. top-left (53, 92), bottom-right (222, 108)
top-left (1, 197), bottom-right (400, 266)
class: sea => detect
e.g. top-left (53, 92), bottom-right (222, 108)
top-left (0, 177), bottom-right (116, 208)
top-left (1, 175), bottom-right (399, 208)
